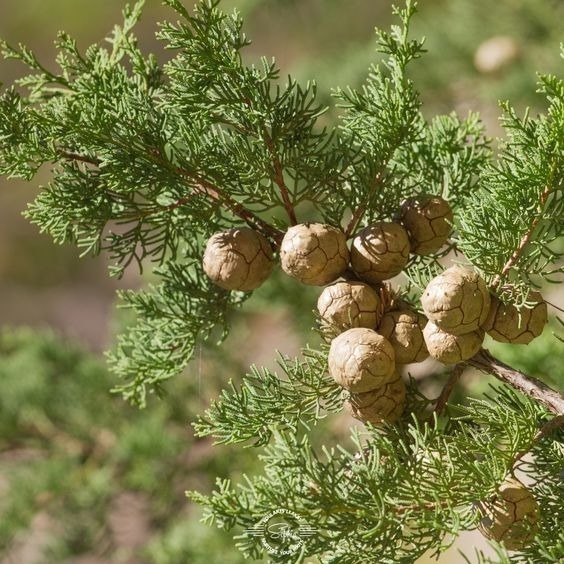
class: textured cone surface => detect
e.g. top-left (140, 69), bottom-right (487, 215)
top-left (317, 281), bottom-right (381, 331)
top-left (478, 477), bottom-right (539, 551)
top-left (280, 223), bottom-right (349, 286)
top-left (351, 222), bottom-right (410, 283)
top-left (203, 227), bottom-right (274, 291)
top-left (423, 322), bottom-right (484, 364)
top-left (483, 293), bottom-right (547, 344)
top-left (344, 372), bottom-right (406, 424)
top-left (328, 328), bottom-right (396, 392)
top-left (421, 266), bottom-right (491, 335)
top-left (400, 194), bottom-right (453, 255)
top-left (378, 308), bottom-right (429, 364)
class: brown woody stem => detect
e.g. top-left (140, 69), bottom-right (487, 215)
top-left (431, 364), bottom-right (465, 419)
top-left (59, 150), bottom-right (101, 166)
top-left (466, 349), bottom-right (564, 415)
top-left (263, 129), bottom-right (298, 225)
top-left (178, 170), bottom-right (284, 244)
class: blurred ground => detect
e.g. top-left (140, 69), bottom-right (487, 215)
top-left (0, 1), bottom-right (562, 562)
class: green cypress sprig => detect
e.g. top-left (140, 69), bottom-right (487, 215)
top-left (190, 388), bottom-right (559, 562)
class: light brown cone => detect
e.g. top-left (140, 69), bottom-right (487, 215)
top-left (203, 227), bottom-right (274, 291)
top-left (328, 328), bottom-right (395, 392)
top-left (400, 194), bottom-right (453, 255)
top-left (477, 476), bottom-right (539, 551)
top-left (421, 266), bottom-right (491, 335)
top-left (280, 223), bottom-right (349, 286)
top-left (482, 293), bottom-right (547, 344)
top-left (344, 372), bottom-right (406, 424)
top-left (317, 281), bottom-right (381, 331)
top-left (423, 321), bottom-right (484, 364)
top-left (378, 308), bottom-right (429, 364)
top-left (351, 222), bottom-right (410, 283)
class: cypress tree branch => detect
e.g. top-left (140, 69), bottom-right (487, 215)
top-left (467, 349), bottom-right (564, 415)
top-left (262, 128), bottom-right (298, 225)
top-left (180, 172), bottom-right (284, 244)
top-left (145, 138), bottom-right (286, 243)
top-left (512, 414), bottom-right (564, 465)
top-left (491, 163), bottom-right (556, 290)
top-left (344, 170), bottom-right (386, 238)
top-left (59, 150), bottom-right (101, 166)
top-left (430, 364), bottom-right (465, 419)
top-left (58, 148), bottom-right (284, 244)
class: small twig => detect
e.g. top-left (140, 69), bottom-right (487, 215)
top-left (491, 167), bottom-right (556, 290)
top-left (431, 364), bottom-right (465, 420)
top-left (466, 349), bottom-right (564, 415)
top-left (263, 129), bottom-right (297, 225)
top-left (184, 172), bottom-right (284, 244)
top-left (545, 299), bottom-right (564, 314)
top-left (512, 414), bottom-right (564, 465)
top-left (59, 150), bottom-right (101, 166)
top-left (344, 170), bottom-right (385, 238)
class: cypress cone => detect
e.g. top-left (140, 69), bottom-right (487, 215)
top-left (328, 328), bottom-right (396, 392)
top-left (280, 223), bottom-right (349, 286)
top-left (203, 227), bottom-right (274, 291)
top-left (350, 222), bottom-right (410, 283)
top-left (343, 372), bottom-right (406, 424)
top-left (399, 194), bottom-right (453, 255)
top-left (378, 307), bottom-right (429, 364)
top-left (317, 281), bottom-right (382, 331)
top-left (423, 321), bottom-right (484, 364)
top-left (482, 293), bottom-right (547, 344)
top-left (421, 265), bottom-right (491, 335)
top-left (477, 476), bottom-right (539, 551)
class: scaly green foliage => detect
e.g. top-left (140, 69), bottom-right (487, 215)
top-left (194, 348), bottom-right (343, 446)
top-left (458, 66), bottom-right (564, 303)
top-left (191, 388), bottom-right (562, 563)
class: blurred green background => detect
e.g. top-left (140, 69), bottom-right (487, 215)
top-left (0, 0), bottom-right (562, 562)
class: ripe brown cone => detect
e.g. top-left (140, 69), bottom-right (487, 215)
top-left (378, 308), bottom-right (429, 364)
top-left (203, 227), bottom-right (274, 291)
top-left (423, 322), bottom-right (484, 364)
top-left (482, 293), bottom-right (547, 344)
top-left (421, 266), bottom-right (491, 335)
top-left (317, 281), bottom-right (382, 331)
top-left (344, 372), bottom-right (406, 425)
top-left (280, 223), bottom-right (349, 286)
top-left (328, 328), bottom-right (396, 392)
top-left (351, 222), bottom-right (410, 283)
top-left (477, 476), bottom-right (539, 551)
top-left (400, 194), bottom-right (453, 255)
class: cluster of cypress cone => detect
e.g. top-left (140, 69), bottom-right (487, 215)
top-left (203, 195), bottom-right (443, 425)
top-left (203, 194), bottom-right (547, 410)
top-left (202, 194), bottom-right (547, 551)
top-left (202, 194), bottom-right (548, 427)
